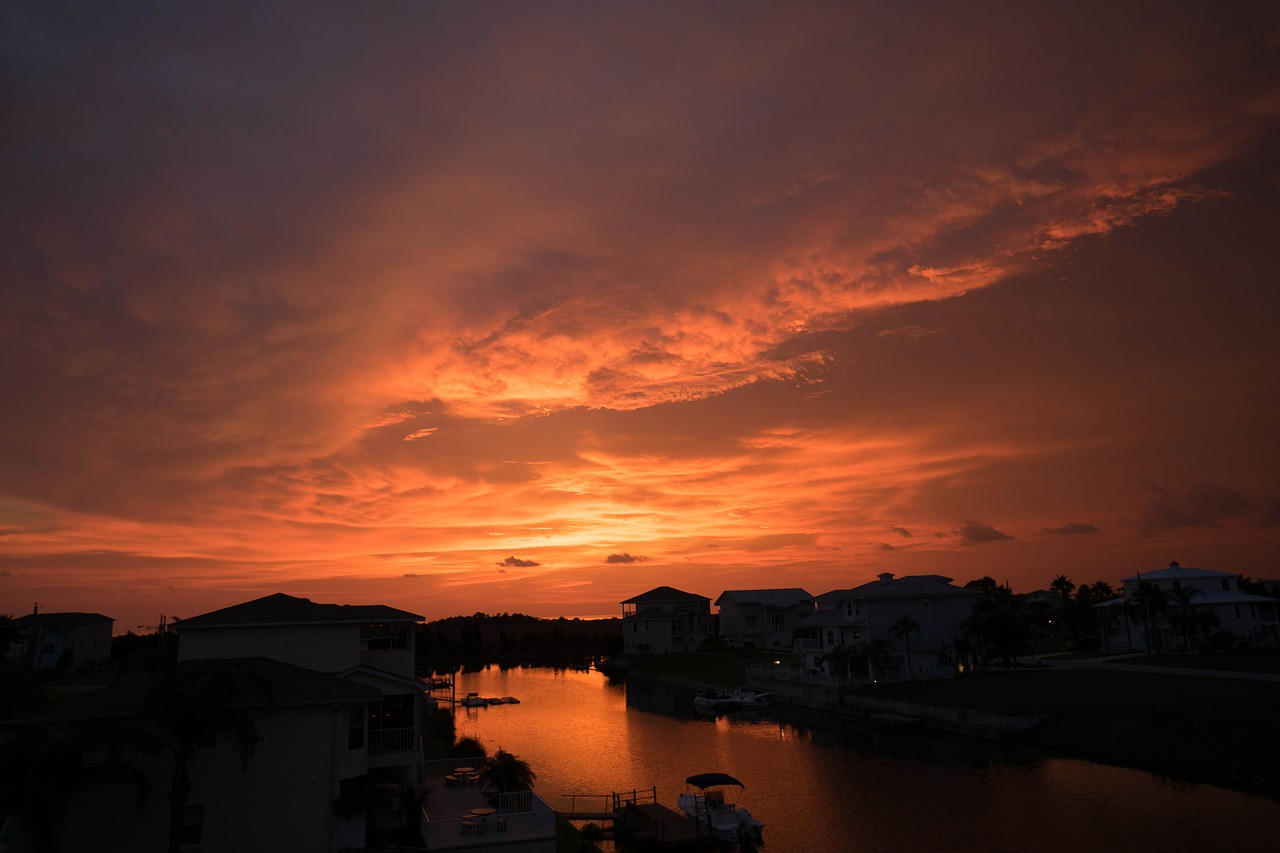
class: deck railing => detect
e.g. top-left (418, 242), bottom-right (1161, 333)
top-left (368, 726), bottom-right (416, 754)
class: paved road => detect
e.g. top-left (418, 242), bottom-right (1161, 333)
top-left (1023, 652), bottom-right (1280, 682)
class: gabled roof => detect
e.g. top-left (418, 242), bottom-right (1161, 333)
top-left (1121, 564), bottom-right (1233, 582)
top-left (621, 586), bottom-right (709, 605)
top-left (714, 589), bottom-right (813, 608)
top-left (175, 593), bottom-right (423, 629)
top-left (1102, 590), bottom-right (1277, 607)
top-left (799, 609), bottom-right (863, 628)
top-left (14, 612), bottom-right (113, 634)
top-left (4, 657), bottom-right (379, 724)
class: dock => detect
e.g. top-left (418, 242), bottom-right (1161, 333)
top-left (563, 787), bottom-right (711, 849)
top-left (624, 802), bottom-right (707, 848)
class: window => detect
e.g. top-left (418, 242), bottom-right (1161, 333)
top-left (1222, 578), bottom-right (1231, 591)
top-left (845, 602), bottom-right (853, 617)
top-left (771, 614), bottom-right (785, 631)
top-left (744, 615), bottom-right (758, 630)
top-left (348, 705), bottom-right (365, 751)
top-left (180, 805), bottom-right (203, 849)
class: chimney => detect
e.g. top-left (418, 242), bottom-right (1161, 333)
top-left (877, 572), bottom-right (895, 582)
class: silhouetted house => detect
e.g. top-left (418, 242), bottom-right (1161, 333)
top-left (2, 656), bottom-right (380, 852)
top-left (5, 610), bottom-right (113, 670)
top-left (620, 586), bottom-right (714, 654)
top-left (801, 573), bottom-right (976, 679)
top-left (0, 594), bottom-right (432, 852)
top-left (174, 593), bottom-right (430, 843)
top-left (715, 589), bottom-right (814, 649)
top-left (1099, 562), bottom-right (1279, 651)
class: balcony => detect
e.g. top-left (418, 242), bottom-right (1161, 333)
top-left (368, 726), bottom-right (417, 755)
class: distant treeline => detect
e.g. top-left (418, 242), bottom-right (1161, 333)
top-left (416, 612), bottom-right (624, 670)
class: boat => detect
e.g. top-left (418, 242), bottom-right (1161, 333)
top-left (692, 688), bottom-right (769, 714)
top-left (489, 696), bottom-right (521, 704)
top-left (676, 772), bottom-right (764, 844)
top-left (460, 692), bottom-right (488, 707)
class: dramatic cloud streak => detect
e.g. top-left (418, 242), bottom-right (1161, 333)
top-left (2, 2), bottom-right (1279, 627)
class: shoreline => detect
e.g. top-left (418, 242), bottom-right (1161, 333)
top-left (622, 659), bottom-right (1280, 802)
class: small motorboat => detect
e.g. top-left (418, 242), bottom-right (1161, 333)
top-left (693, 688), bottom-right (769, 714)
top-left (459, 692), bottom-right (488, 707)
top-left (676, 772), bottom-right (764, 844)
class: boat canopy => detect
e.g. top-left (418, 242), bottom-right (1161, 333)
top-left (685, 773), bottom-right (744, 789)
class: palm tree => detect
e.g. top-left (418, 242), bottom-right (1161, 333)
top-left (1168, 586), bottom-right (1203, 652)
top-left (0, 613), bottom-right (18, 658)
top-left (479, 748), bottom-right (536, 794)
top-left (452, 735), bottom-right (488, 762)
top-left (1050, 575), bottom-right (1077, 638)
top-left (0, 720), bottom-right (151, 853)
top-left (140, 659), bottom-right (272, 853)
top-left (1129, 582), bottom-right (1169, 654)
top-left (889, 614), bottom-right (921, 676)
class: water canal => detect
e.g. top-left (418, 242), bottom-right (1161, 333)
top-left (451, 665), bottom-right (1278, 852)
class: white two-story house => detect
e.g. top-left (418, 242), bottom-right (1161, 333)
top-left (175, 593), bottom-right (430, 820)
top-left (1099, 562), bottom-right (1279, 651)
top-left (620, 586), bottom-right (715, 654)
top-left (5, 610), bottom-right (114, 671)
top-left (715, 589), bottom-right (814, 649)
top-left (801, 573), bottom-right (977, 680)
top-left (2, 593), bottom-right (429, 853)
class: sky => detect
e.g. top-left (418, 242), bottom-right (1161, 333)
top-left (3, 2), bottom-right (1280, 632)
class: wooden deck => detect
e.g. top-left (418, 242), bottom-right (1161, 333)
top-left (624, 802), bottom-right (708, 848)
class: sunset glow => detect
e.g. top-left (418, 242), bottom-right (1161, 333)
top-left (3, 3), bottom-right (1279, 630)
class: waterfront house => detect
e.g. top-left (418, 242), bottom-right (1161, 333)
top-left (2, 656), bottom-right (382, 852)
top-left (800, 573), bottom-right (977, 680)
top-left (1098, 562), bottom-right (1279, 652)
top-left (620, 586), bottom-right (714, 654)
top-left (174, 593), bottom-right (432, 842)
top-left (5, 610), bottom-right (113, 671)
top-left (715, 588), bottom-right (814, 649)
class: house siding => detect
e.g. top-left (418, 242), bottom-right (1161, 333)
top-left (179, 624), bottom-right (360, 673)
top-left (54, 704), bottom-right (349, 853)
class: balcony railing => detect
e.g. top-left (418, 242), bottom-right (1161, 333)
top-left (368, 727), bottom-right (416, 755)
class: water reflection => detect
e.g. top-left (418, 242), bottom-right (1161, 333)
top-left (452, 666), bottom-right (1279, 852)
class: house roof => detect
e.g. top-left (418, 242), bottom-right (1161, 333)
top-left (175, 593), bottom-right (423, 629)
top-left (1101, 591), bottom-right (1277, 608)
top-left (799, 609), bottom-right (863, 628)
top-left (14, 612), bottom-right (113, 634)
top-left (621, 586), bottom-right (709, 605)
top-left (627, 606), bottom-right (680, 621)
top-left (1120, 562), bottom-right (1233, 583)
top-left (817, 573), bottom-right (976, 602)
top-left (714, 589), bottom-right (813, 608)
top-left (4, 657), bottom-right (380, 725)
